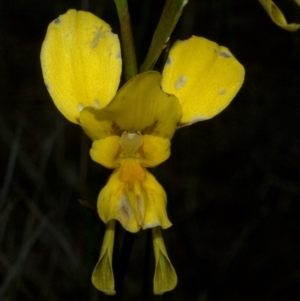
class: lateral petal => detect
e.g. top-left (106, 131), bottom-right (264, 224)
top-left (139, 135), bottom-right (171, 167)
top-left (41, 9), bottom-right (122, 124)
top-left (161, 36), bottom-right (245, 126)
top-left (90, 136), bottom-right (121, 169)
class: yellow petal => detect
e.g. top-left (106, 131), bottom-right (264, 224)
top-left (79, 107), bottom-right (115, 140)
top-left (258, 0), bottom-right (300, 31)
top-left (140, 175), bottom-right (172, 230)
top-left (97, 159), bottom-right (171, 233)
top-left (102, 71), bottom-right (182, 139)
top-left (90, 136), bottom-right (121, 168)
top-left (294, 0), bottom-right (300, 6)
top-left (92, 220), bottom-right (116, 295)
top-left (139, 135), bottom-right (171, 167)
top-left (152, 227), bottom-right (177, 294)
top-left (161, 36), bottom-right (245, 126)
top-left (41, 9), bottom-right (122, 124)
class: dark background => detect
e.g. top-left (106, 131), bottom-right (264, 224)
top-left (1, 0), bottom-right (300, 300)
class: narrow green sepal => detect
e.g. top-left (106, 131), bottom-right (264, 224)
top-left (92, 220), bottom-right (116, 295)
top-left (152, 227), bottom-right (177, 295)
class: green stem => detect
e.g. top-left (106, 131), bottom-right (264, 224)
top-left (142, 230), bottom-right (152, 298)
top-left (114, 230), bottom-right (135, 297)
top-left (114, 0), bottom-right (138, 81)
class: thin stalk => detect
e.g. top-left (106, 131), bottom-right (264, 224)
top-left (114, 0), bottom-right (138, 81)
top-left (114, 231), bottom-right (135, 295)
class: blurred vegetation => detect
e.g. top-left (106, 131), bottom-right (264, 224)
top-left (1, 0), bottom-right (300, 300)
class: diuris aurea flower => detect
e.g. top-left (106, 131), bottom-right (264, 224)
top-left (41, 9), bottom-right (244, 295)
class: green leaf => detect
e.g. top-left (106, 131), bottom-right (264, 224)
top-left (140, 0), bottom-right (188, 72)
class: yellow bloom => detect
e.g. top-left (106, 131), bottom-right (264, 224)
top-left (41, 9), bottom-right (244, 295)
top-left (258, 0), bottom-right (300, 31)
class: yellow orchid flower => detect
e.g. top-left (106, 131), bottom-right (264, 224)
top-left (41, 9), bottom-right (244, 295)
top-left (258, 0), bottom-right (300, 31)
